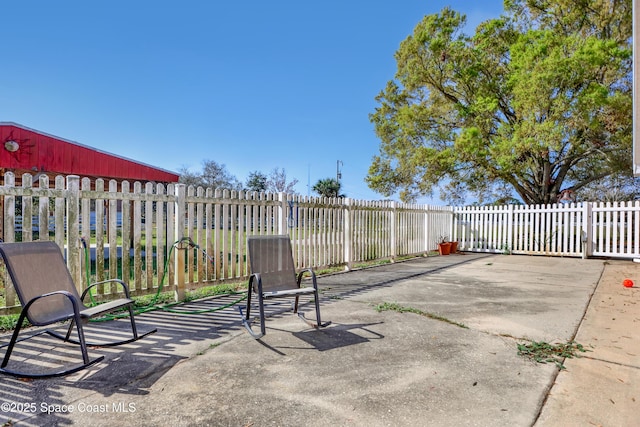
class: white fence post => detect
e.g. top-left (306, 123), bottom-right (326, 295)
top-left (426, 205), bottom-right (432, 253)
top-left (507, 204), bottom-right (514, 254)
top-left (582, 202), bottom-right (593, 259)
top-left (278, 192), bottom-right (287, 235)
top-left (343, 198), bottom-right (352, 270)
top-left (390, 201), bottom-right (397, 261)
top-left (66, 175), bottom-right (81, 290)
top-left (447, 207), bottom-right (455, 247)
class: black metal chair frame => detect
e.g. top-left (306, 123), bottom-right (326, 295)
top-left (240, 235), bottom-right (330, 339)
top-left (0, 241), bottom-right (156, 378)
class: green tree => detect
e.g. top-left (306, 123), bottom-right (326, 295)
top-left (312, 178), bottom-right (344, 198)
top-left (367, 1), bottom-right (632, 205)
top-left (244, 168), bottom-right (299, 193)
top-left (246, 170), bottom-right (268, 192)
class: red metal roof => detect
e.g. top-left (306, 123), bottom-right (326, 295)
top-left (0, 122), bottom-right (179, 183)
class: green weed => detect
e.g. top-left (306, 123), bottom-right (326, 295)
top-left (517, 341), bottom-right (590, 369)
top-left (374, 302), bottom-right (468, 329)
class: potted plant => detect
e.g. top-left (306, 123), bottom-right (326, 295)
top-left (449, 240), bottom-right (458, 254)
top-left (437, 236), bottom-right (451, 256)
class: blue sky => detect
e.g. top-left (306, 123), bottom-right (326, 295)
top-left (1, 1), bottom-right (505, 203)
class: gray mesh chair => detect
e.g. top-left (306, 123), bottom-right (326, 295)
top-left (0, 241), bottom-right (156, 378)
top-left (240, 235), bottom-right (330, 339)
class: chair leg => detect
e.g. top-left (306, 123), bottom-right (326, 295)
top-left (293, 295), bottom-right (300, 313)
top-left (53, 310), bottom-right (92, 364)
top-left (64, 318), bottom-right (75, 341)
top-left (314, 291), bottom-right (322, 328)
top-left (128, 305), bottom-right (139, 340)
top-left (296, 291), bottom-right (331, 329)
top-left (239, 286), bottom-right (265, 339)
top-left (0, 311), bottom-right (28, 369)
top-left (0, 310), bottom-right (105, 378)
top-left (245, 286), bottom-right (253, 320)
top-left (49, 305), bottom-right (155, 347)
top-left (258, 294), bottom-right (266, 336)
top-left (73, 312), bottom-right (91, 365)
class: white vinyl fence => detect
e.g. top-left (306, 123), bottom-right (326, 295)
top-left (0, 172), bottom-right (452, 315)
top-left (454, 201), bottom-right (640, 259)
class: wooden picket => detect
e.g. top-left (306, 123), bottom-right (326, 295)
top-left (2, 171), bottom-right (638, 315)
top-left (0, 172), bottom-right (455, 314)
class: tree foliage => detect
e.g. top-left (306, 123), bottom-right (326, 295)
top-left (178, 160), bottom-right (242, 190)
top-left (312, 178), bottom-right (344, 198)
top-left (246, 171), bottom-right (268, 192)
top-left (245, 168), bottom-right (299, 193)
top-left (367, 0), bottom-right (632, 205)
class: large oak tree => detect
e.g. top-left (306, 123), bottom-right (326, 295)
top-left (367, 0), bottom-right (632, 205)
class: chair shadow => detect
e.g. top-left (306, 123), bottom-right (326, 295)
top-left (292, 322), bottom-right (384, 351)
top-left (255, 322), bottom-right (384, 355)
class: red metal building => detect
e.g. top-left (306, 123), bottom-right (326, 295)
top-left (0, 122), bottom-right (179, 184)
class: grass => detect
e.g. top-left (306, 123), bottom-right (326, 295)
top-left (0, 314), bottom-right (25, 333)
top-left (517, 340), bottom-right (590, 369)
top-left (130, 281), bottom-right (244, 308)
top-left (196, 342), bottom-right (221, 356)
top-left (374, 302), bottom-right (468, 329)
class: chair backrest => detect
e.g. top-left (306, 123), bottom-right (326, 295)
top-left (0, 241), bottom-right (80, 325)
top-left (247, 235), bottom-right (297, 292)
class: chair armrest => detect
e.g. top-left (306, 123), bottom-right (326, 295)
top-left (23, 290), bottom-right (82, 325)
top-left (29, 290), bottom-right (78, 306)
top-left (249, 273), bottom-right (262, 294)
top-left (81, 279), bottom-right (132, 301)
top-left (296, 268), bottom-right (317, 289)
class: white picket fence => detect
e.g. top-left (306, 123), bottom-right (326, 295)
top-left (453, 201), bottom-right (640, 259)
top-left (2, 171), bottom-right (636, 315)
top-left (0, 172), bottom-right (452, 314)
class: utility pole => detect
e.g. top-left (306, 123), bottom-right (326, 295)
top-left (336, 160), bottom-right (343, 182)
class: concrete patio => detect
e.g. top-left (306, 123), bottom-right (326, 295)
top-left (0, 253), bottom-right (638, 426)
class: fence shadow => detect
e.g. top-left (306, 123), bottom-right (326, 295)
top-left (0, 294), bottom-right (246, 426)
top-left (316, 253), bottom-right (490, 303)
top-left (0, 254), bottom-right (488, 426)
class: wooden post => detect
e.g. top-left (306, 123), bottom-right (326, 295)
top-left (174, 183), bottom-right (186, 302)
top-left (66, 175), bottom-right (81, 291)
top-left (176, 244), bottom-right (186, 302)
top-left (3, 172), bottom-right (16, 307)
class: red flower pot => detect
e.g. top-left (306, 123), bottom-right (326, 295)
top-left (438, 242), bottom-right (451, 255)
